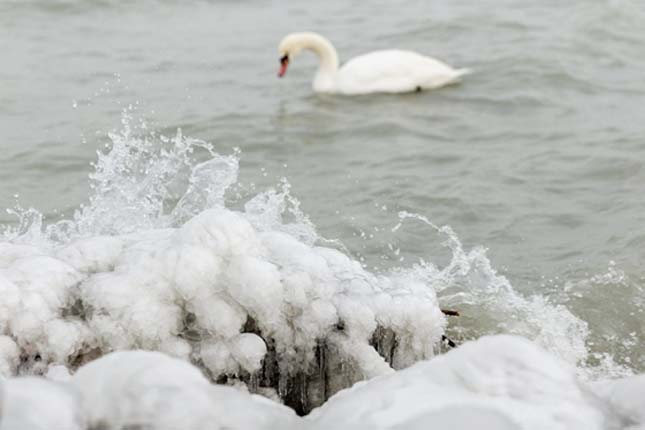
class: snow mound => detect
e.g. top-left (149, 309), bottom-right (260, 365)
top-left (307, 335), bottom-right (622, 430)
top-left (71, 350), bottom-right (300, 430)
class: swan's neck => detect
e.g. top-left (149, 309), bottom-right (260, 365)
top-left (298, 34), bottom-right (339, 91)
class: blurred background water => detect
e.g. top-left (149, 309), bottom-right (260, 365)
top-left (1, 0), bottom-right (644, 372)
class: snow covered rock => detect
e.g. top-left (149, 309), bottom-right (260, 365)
top-left (307, 335), bottom-right (610, 430)
top-left (0, 206), bottom-right (446, 413)
top-left (71, 350), bottom-right (210, 427)
top-left (70, 350), bottom-right (301, 430)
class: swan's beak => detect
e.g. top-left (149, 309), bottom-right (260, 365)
top-left (278, 55), bottom-right (289, 78)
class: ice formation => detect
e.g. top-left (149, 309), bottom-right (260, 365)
top-left (0, 204), bottom-right (445, 413)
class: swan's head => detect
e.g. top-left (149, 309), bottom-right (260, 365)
top-left (277, 32), bottom-right (338, 78)
top-left (277, 33), bottom-right (307, 78)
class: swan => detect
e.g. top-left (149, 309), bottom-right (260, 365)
top-left (277, 32), bottom-right (470, 95)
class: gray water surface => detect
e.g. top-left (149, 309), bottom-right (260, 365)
top-left (1, 0), bottom-right (644, 371)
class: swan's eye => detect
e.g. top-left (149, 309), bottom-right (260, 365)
top-left (280, 55), bottom-right (289, 65)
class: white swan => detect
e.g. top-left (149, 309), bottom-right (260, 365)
top-left (278, 32), bottom-right (470, 95)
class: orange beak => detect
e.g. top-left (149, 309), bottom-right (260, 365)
top-left (278, 55), bottom-right (289, 78)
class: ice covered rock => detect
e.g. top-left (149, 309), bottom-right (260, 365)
top-left (0, 253), bottom-right (88, 370)
top-left (0, 204), bottom-right (445, 413)
top-left (308, 335), bottom-right (609, 430)
top-left (72, 350), bottom-right (208, 426)
top-left (71, 350), bottom-right (300, 430)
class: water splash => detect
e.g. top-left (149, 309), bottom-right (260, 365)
top-left (2, 205), bottom-right (46, 246)
top-left (392, 212), bottom-right (617, 377)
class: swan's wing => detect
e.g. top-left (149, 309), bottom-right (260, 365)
top-left (337, 50), bottom-right (463, 94)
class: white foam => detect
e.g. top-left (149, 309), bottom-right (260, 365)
top-left (392, 212), bottom-right (592, 369)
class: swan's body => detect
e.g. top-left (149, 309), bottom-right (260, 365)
top-left (278, 32), bottom-right (470, 95)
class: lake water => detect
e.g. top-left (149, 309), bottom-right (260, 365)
top-left (1, 0), bottom-right (644, 375)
